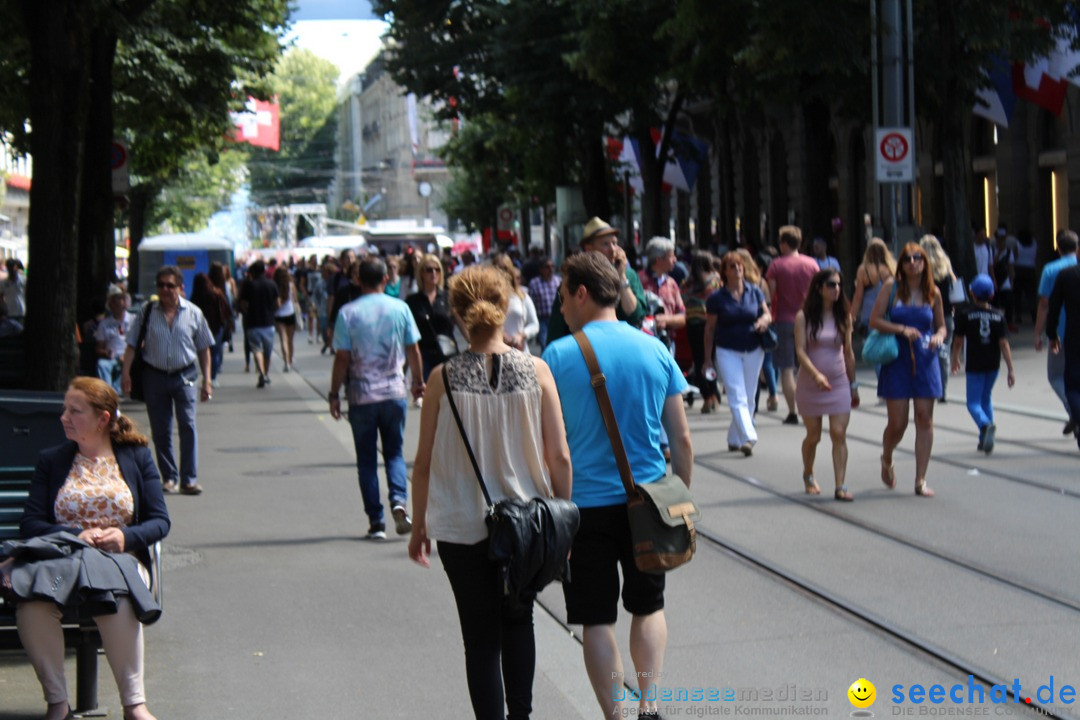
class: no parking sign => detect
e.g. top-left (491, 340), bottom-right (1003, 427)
top-left (875, 128), bottom-right (914, 183)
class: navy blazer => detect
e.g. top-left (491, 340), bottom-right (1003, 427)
top-left (21, 442), bottom-right (171, 569)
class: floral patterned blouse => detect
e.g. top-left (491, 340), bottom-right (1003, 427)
top-left (54, 453), bottom-right (134, 530)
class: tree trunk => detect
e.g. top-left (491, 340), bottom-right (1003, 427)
top-left (803, 99), bottom-right (833, 239)
top-left (78, 29), bottom-right (119, 325)
top-left (940, 104), bottom-right (972, 280)
top-left (128, 184), bottom-right (156, 297)
top-left (22, 0), bottom-right (92, 391)
top-left (637, 124), bottom-right (662, 242)
top-left (580, 125), bottom-right (611, 223)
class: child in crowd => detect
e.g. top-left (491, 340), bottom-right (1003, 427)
top-left (951, 274), bottom-right (1015, 453)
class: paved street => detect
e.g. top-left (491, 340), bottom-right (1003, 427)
top-left (2, 324), bottom-right (1078, 720)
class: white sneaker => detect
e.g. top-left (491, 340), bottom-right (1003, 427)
top-left (391, 505), bottom-right (412, 535)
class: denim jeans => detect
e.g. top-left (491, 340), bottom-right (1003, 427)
top-left (210, 327), bottom-right (225, 379)
top-left (347, 399), bottom-right (408, 523)
top-left (143, 365), bottom-right (199, 486)
top-left (965, 370), bottom-right (998, 431)
top-left (1065, 352), bottom-right (1080, 430)
top-left (97, 357), bottom-right (122, 393)
top-left (1047, 350), bottom-right (1070, 417)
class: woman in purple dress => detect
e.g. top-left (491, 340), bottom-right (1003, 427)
top-left (869, 242), bottom-right (947, 497)
top-left (795, 269), bottom-right (857, 500)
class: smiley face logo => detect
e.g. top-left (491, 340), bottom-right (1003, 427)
top-left (848, 678), bottom-right (876, 709)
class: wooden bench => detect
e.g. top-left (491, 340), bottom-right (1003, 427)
top-left (1, 467), bottom-right (162, 715)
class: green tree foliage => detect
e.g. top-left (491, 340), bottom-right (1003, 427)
top-left (247, 48), bottom-right (341, 207)
top-left (147, 149), bottom-right (248, 234)
top-left (0, 0), bottom-right (289, 389)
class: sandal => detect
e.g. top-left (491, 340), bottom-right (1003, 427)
top-left (880, 455), bottom-right (896, 489)
top-left (803, 474), bottom-right (821, 495)
top-left (914, 480), bottom-right (935, 497)
top-left (834, 485), bottom-right (854, 501)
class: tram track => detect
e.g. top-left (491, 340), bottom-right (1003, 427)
top-left (691, 524), bottom-right (1076, 720)
top-left (693, 453), bottom-right (1080, 613)
top-left (846, 400), bottom-right (1080, 464)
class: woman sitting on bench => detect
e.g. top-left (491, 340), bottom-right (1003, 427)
top-left (17, 377), bottom-right (170, 720)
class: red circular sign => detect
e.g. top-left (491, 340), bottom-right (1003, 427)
top-left (879, 133), bottom-right (909, 163)
top-left (111, 142), bottom-right (127, 170)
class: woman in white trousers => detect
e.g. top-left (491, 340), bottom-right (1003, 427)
top-left (703, 252), bottom-right (772, 456)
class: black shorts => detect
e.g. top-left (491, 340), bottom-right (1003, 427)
top-left (275, 314), bottom-right (296, 327)
top-left (562, 504), bottom-right (665, 626)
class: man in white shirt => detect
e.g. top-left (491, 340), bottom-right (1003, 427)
top-left (94, 289), bottom-right (134, 393)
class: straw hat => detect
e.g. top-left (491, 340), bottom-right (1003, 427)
top-left (582, 217), bottom-right (618, 245)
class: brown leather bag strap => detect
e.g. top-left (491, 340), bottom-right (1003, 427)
top-left (572, 330), bottom-right (637, 497)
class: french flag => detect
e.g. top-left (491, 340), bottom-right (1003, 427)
top-left (975, 12), bottom-right (1080, 126)
top-left (975, 56), bottom-right (1017, 127)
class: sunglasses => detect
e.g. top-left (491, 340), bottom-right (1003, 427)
top-left (824, 280), bottom-right (841, 289)
top-left (423, 266), bottom-right (442, 273)
top-left (156, 282), bottom-right (179, 289)
top-left (902, 255), bottom-right (925, 264)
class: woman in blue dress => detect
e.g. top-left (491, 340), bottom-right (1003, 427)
top-left (869, 242), bottom-right (947, 497)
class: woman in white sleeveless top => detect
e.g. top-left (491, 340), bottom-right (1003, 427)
top-left (408, 265), bottom-right (571, 720)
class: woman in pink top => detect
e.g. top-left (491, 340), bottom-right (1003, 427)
top-left (795, 270), bottom-right (857, 500)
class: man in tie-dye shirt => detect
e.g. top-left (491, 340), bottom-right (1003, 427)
top-left (329, 256), bottom-right (425, 540)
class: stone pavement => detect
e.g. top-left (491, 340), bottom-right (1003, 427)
top-left (1, 321), bottom-right (1076, 720)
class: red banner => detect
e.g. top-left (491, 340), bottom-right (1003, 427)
top-left (229, 97), bottom-right (280, 151)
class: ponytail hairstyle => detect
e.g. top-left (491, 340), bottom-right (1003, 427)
top-left (449, 265), bottom-right (509, 337)
top-left (68, 377), bottom-right (149, 447)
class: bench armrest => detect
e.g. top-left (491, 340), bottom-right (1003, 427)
top-left (149, 541), bottom-right (162, 608)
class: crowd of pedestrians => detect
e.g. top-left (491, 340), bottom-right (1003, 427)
top-left (9, 213), bottom-right (1080, 720)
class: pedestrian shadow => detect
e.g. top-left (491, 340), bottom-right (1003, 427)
top-left (186, 535), bottom-right (366, 550)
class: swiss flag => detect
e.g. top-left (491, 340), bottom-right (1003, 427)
top-left (229, 97), bottom-right (280, 151)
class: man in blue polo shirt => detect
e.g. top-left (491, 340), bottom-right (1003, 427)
top-left (1034, 230), bottom-right (1078, 435)
top-left (542, 252), bottom-right (692, 720)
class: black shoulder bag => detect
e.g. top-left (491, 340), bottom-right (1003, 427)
top-left (441, 363), bottom-right (579, 606)
top-left (128, 302), bottom-right (154, 403)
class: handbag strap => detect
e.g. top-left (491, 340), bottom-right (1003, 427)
top-left (440, 364), bottom-right (495, 510)
top-left (136, 301), bottom-right (154, 351)
top-left (884, 281), bottom-right (896, 322)
top-left (572, 330), bottom-right (638, 498)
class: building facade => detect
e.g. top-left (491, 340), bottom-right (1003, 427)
top-left (333, 51), bottom-right (451, 227)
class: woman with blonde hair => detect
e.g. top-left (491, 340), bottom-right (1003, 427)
top-left (851, 238), bottom-right (897, 338)
top-left (13, 377), bottom-right (169, 720)
top-left (920, 234), bottom-right (960, 402)
top-left (406, 253), bottom-right (465, 380)
top-left (869, 242), bottom-right (947, 497)
top-left (737, 248), bottom-right (780, 413)
top-left (409, 264), bottom-right (572, 720)
top-left (493, 253), bottom-right (540, 353)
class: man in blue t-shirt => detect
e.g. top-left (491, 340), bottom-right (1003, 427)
top-left (1034, 230), bottom-right (1079, 435)
top-left (329, 256), bottom-right (425, 540)
top-left (542, 252), bottom-right (692, 720)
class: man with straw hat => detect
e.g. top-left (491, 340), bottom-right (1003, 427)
top-left (546, 217), bottom-right (647, 343)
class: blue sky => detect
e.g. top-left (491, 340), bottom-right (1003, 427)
top-left (293, 1), bottom-right (380, 21)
